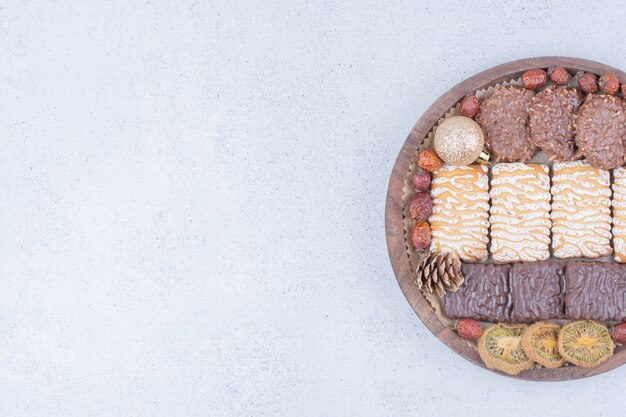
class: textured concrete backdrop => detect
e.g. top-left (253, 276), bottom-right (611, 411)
top-left (2, 1), bottom-right (626, 416)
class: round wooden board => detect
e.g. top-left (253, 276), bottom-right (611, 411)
top-left (385, 57), bottom-right (626, 381)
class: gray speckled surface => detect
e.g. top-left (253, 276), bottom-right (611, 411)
top-left (2, 1), bottom-right (626, 415)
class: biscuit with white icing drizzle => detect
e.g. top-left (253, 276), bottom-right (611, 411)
top-left (551, 161), bottom-right (612, 259)
top-left (612, 167), bottom-right (626, 262)
top-left (490, 163), bottom-right (551, 263)
top-left (429, 165), bottom-right (490, 262)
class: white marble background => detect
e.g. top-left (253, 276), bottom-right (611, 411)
top-left (2, 1), bottom-right (626, 416)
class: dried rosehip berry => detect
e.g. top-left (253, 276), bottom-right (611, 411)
top-left (408, 191), bottom-right (433, 222)
top-left (611, 322), bottom-right (626, 344)
top-left (578, 72), bottom-right (599, 93)
top-left (599, 73), bottom-right (620, 95)
top-left (411, 171), bottom-right (431, 191)
top-left (417, 150), bottom-right (443, 172)
top-left (459, 94), bottom-right (480, 119)
top-left (411, 221), bottom-right (431, 250)
top-left (621, 84), bottom-right (626, 98)
top-left (521, 69), bottom-right (548, 90)
top-left (456, 318), bottom-right (483, 340)
top-left (548, 66), bottom-right (569, 85)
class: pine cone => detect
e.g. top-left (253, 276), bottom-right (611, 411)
top-left (415, 251), bottom-right (464, 297)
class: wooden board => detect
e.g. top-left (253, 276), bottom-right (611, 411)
top-left (385, 57), bottom-right (626, 381)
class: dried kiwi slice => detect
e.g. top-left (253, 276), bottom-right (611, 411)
top-left (558, 320), bottom-right (614, 368)
top-left (521, 322), bottom-right (564, 369)
top-left (478, 324), bottom-right (534, 375)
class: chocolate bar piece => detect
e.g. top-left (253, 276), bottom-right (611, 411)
top-left (510, 262), bottom-right (564, 322)
top-left (444, 263), bottom-right (510, 322)
top-left (564, 262), bottom-right (626, 321)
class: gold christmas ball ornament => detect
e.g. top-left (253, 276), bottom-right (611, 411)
top-left (434, 116), bottom-right (485, 166)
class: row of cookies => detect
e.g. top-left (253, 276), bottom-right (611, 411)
top-left (428, 160), bottom-right (626, 263)
top-left (444, 261), bottom-right (626, 323)
top-left (477, 84), bottom-right (626, 170)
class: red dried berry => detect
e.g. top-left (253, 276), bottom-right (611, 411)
top-left (548, 66), bottom-right (569, 85)
top-left (408, 192), bottom-right (433, 222)
top-left (411, 171), bottom-right (431, 191)
top-left (599, 73), bottom-right (620, 95)
top-left (459, 94), bottom-right (480, 118)
top-left (521, 69), bottom-right (548, 90)
top-left (417, 150), bottom-right (443, 172)
top-left (621, 84), bottom-right (626, 98)
top-left (611, 322), bottom-right (626, 344)
top-left (456, 318), bottom-right (483, 340)
top-left (411, 221), bottom-right (431, 250)
top-left (578, 72), bottom-right (599, 93)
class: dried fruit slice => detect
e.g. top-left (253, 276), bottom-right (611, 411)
top-left (521, 322), bottom-right (564, 368)
top-left (478, 324), bottom-right (534, 375)
top-left (558, 320), bottom-right (614, 368)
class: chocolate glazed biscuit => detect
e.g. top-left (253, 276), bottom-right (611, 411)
top-left (564, 262), bottom-right (626, 321)
top-left (575, 94), bottom-right (626, 170)
top-left (476, 86), bottom-right (536, 162)
top-left (529, 86), bottom-right (584, 161)
top-left (510, 262), bottom-right (564, 323)
top-left (443, 263), bottom-right (510, 322)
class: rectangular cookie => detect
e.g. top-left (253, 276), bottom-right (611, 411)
top-left (551, 161), bottom-right (612, 259)
top-left (489, 163), bottom-right (551, 263)
top-left (613, 167), bottom-right (626, 262)
top-left (564, 262), bottom-right (626, 321)
top-left (443, 263), bottom-right (510, 322)
top-left (510, 262), bottom-right (564, 322)
top-left (429, 165), bottom-right (490, 262)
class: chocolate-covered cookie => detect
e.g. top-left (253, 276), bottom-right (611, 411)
top-left (575, 94), bottom-right (626, 170)
top-left (529, 86), bottom-right (584, 161)
top-left (564, 262), bottom-right (626, 321)
top-left (510, 262), bottom-right (565, 323)
top-left (443, 263), bottom-right (510, 322)
top-left (476, 86), bottom-right (536, 162)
